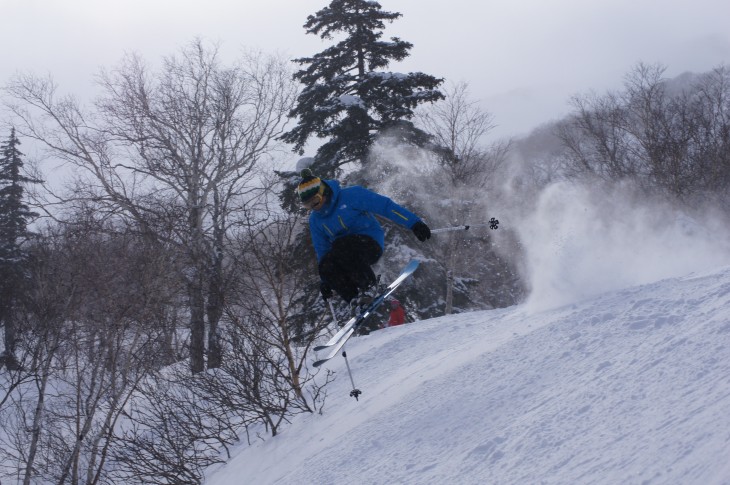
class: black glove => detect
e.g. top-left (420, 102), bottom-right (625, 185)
top-left (320, 281), bottom-right (333, 300)
top-left (412, 221), bottom-right (431, 241)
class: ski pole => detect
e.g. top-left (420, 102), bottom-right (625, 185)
top-left (342, 350), bottom-right (362, 400)
top-left (327, 299), bottom-right (338, 323)
top-left (326, 299), bottom-right (340, 336)
top-left (430, 218), bottom-right (499, 234)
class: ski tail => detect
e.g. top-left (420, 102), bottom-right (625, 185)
top-left (313, 328), bottom-right (356, 366)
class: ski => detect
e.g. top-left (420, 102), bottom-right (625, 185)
top-left (313, 328), bottom-right (357, 367)
top-left (313, 259), bottom-right (420, 367)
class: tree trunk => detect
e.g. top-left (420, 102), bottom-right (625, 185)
top-left (206, 199), bottom-right (225, 370)
top-left (189, 201), bottom-right (207, 375)
top-left (23, 354), bottom-right (53, 485)
top-left (206, 270), bottom-right (223, 369)
top-left (189, 277), bottom-right (206, 374)
top-left (1, 305), bottom-right (20, 370)
top-left (161, 307), bottom-right (178, 365)
top-left (280, 317), bottom-right (305, 402)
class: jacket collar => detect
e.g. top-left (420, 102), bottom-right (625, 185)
top-left (315, 179), bottom-right (341, 218)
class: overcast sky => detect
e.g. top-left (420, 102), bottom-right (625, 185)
top-left (3, 0), bottom-right (730, 144)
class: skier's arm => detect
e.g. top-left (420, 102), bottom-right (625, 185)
top-left (310, 219), bottom-right (331, 263)
top-left (350, 186), bottom-right (422, 228)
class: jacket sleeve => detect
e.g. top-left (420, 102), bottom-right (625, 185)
top-left (349, 186), bottom-right (421, 228)
top-left (309, 218), bottom-right (331, 263)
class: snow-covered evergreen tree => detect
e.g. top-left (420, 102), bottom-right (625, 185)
top-left (277, 1), bottom-right (447, 328)
top-left (0, 128), bottom-right (38, 370)
top-left (282, 0), bottom-right (444, 175)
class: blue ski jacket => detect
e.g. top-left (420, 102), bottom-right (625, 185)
top-left (309, 180), bottom-right (422, 263)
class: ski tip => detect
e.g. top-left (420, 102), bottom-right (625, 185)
top-left (312, 359), bottom-right (328, 368)
top-left (313, 345), bottom-right (328, 352)
top-left (406, 258), bottom-right (420, 271)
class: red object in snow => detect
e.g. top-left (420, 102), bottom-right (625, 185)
top-left (387, 299), bottom-right (406, 327)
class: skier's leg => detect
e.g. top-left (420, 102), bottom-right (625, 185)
top-left (345, 235), bottom-right (382, 291)
top-left (343, 235), bottom-right (383, 328)
top-left (319, 243), bottom-right (359, 302)
top-left (319, 235), bottom-right (382, 301)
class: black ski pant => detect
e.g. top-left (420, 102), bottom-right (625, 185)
top-left (319, 234), bottom-right (383, 303)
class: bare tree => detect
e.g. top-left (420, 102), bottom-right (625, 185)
top-left (214, 207), bottom-right (331, 430)
top-left (418, 81), bottom-right (507, 186)
top-left (686, 65), bottom-right (730, 200)
top-left (4, 39), bottom-right (297, 374)
top-left (53, 220), bottom-right (176, 485)
top-left (0, 212), bottom-right (191, 485)
top-left (107, 203), bottom-right (330, 480)
top-left (111, 368), bottom-right (239, 485)
top-left (557, 62), bottom-right (730, 207)
top-left (0, 225), bottom-right (72, 485)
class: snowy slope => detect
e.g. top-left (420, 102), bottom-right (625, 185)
top-left (206, 265), bottom-right (730, 485)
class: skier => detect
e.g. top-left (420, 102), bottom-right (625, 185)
top-left (297, 168), bottom-right (431, 308)
top-left (386, 298), bottom-right (406, 327)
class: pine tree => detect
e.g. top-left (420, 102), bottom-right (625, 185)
top-left (0, 128), bottom-right (38, 370)
top-left (280, 2), bottom-right (447, 328)
top-left (282, 0), bottom-right (444, 175)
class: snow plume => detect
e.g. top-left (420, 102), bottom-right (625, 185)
top-left (363, 139), bottom-right (451, 223)
top-left (363, 138), bottom-right (730, 315)
top-left (363, 139), bottom-right (436, 197)
top-left (515, 180), bottom-right (730, 312)
top-left (364, 138), bottom-right (489, 230)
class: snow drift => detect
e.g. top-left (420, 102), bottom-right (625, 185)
top-left (206, 262), bottom-right (730, 484)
